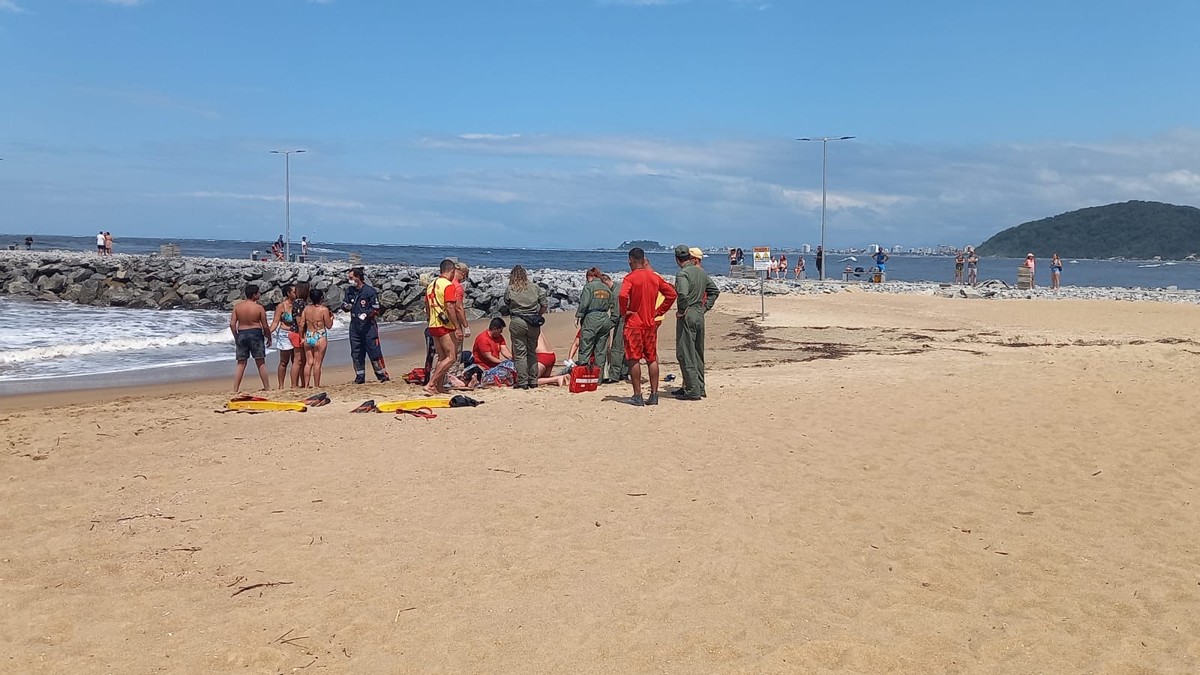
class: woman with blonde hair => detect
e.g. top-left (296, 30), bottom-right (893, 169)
top-left (503, 265), bottom-right (548, 389)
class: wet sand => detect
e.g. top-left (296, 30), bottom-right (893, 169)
top-left (2, 292), bottom-right (1199, 672)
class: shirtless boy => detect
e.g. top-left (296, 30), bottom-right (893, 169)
top-left (230, 283), bottom-right (273, 392)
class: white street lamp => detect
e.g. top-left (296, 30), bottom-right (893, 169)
top-left (269, 149), bottom-right (306, 261)
top-left (797, 136), bottom-right (855, 281)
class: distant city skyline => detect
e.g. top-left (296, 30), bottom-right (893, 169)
top-left (2, 1), bottom-right (1198, 249)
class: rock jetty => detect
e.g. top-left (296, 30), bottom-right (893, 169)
top-left (4, 251), bottom-right (1199, 321)
top-left (0, 251), bottom-right (590, 322)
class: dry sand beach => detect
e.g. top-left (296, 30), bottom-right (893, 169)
top-left (2, 290), bottom-right (1199, 673)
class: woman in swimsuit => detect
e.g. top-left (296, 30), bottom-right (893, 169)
top-left (291, 282), bottom-right (310, 387)
top-left (300, 287), bottom-right (333, 388)
top-left (531, 331), bottom-right (570, 385)
top-left (796, 256), bottom-right (805, 279)
top-left (779, 254), bottom-right (788, 279)
top-left (1051, 253), bottom-right (1063, 289)
top-left (269, 284), bottom-right (301, 388)
top-left (966, 248), bottom-right (979, 286)
top-left (954, 251), bottom-right (965, 284)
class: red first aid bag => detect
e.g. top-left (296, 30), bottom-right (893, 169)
top-left (569, 361), bottom-right (601, 393)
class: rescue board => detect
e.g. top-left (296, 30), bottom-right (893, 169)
top-left (374, 398), bottom-right (453, 412)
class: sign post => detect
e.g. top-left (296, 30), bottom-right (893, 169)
top-left (753, 246), bottom-right (770, 320)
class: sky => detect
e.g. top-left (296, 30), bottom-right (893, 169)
top-left (1, 0), bottom-right (1198, 250)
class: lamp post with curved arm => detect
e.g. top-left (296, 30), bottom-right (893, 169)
top-left (797, 136), bottom-right (854, 281)
top-left (269, 149), bottom-right (305, 261)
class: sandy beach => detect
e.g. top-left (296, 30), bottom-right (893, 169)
top-left (2, 290), bottom-right (1199, 673)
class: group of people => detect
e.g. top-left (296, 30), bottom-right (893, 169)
top-left (417, 245), bottom-right (719, 406)
top-left (1020, 252), bottom-right (1063, 289)
top-left (95, 231), bottom-right (114, 256)
top-left (728, 246), bottom-right (821, 280)
top-left (230, 247), bottom-right (722, 404)
top-left (229, 266), bottom-right (391, 392)
top-left (952, 247), bottom-right (980, 285)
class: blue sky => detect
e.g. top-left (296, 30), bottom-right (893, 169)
top-left (1, 0), bottom-right (1198, 249)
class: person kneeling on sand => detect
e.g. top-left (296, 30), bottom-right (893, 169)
top-left (229, 283), bottom-right (272, 392)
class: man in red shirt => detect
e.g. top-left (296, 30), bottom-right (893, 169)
top-left (618, 247), bottom-right (677, 406)
top-left (472, 317), bottom-right (511, 367)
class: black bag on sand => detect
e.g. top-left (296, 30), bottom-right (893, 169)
top-left (450, 395), bottom-right (483, 408)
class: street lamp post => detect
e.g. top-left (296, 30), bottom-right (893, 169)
top-left (797, 136), bottom-right (854, 281)
top-left (269, 149), bottom-right (305, 261)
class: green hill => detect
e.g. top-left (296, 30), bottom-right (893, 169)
top-left (976, 200), bottom-right (1200, 259)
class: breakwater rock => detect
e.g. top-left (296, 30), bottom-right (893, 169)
top-left (0, 251), bottom-right (592, 321)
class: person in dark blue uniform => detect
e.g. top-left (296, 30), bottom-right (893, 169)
top-left (341, 267), bottom-right (390, 384)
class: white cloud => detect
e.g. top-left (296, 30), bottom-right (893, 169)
top-left (0, 0), bottom-right (27, 13)
top-left (185, 191), bottom-right (365, 210)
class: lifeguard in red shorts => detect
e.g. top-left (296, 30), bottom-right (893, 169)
top-left (618, 247), bottom-right (677, 406)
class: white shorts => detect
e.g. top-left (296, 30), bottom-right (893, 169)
top-left (274, 328), bottom-right (294, 351)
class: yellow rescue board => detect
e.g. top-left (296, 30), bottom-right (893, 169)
top-left (226, 400), bottom-right (308, 412)
top-left (375, 399), bottom-right (452, 412)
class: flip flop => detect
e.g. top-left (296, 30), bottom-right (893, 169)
top-left (395, 408), bottom-right (437, 420)
top-left (350, 400), bottom-right (379, 413)
top-left (303, 392), bottom-right (331, 407)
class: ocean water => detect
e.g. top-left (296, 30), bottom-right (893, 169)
top-left (0, 297), bottom-right (352, 391)
top-left (4, 232), bottom-right (1200, 394)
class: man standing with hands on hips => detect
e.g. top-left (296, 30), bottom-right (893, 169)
top-left (342, 267), bottom-right (390, 384)
top-left (618, 247), bottom-right (677, 406)
top-left (673, 245), bottom-right (719, 401)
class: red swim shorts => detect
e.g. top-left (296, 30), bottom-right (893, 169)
top-left (428, 326), bottom-right (453, 338)
top-left (623, 325), bottom-right (658, 363)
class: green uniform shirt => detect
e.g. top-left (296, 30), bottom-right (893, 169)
top-left (608, 280), bottom-right (623, 322)
top-left (505, 283), bottom-right (547, 316)
top-left (674, 263), bottom-right (719, 313)
top-left (576, 279), bottom-right (614, 320)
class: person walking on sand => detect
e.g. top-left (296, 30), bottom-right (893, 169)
top-left (1051, 253), bottom-right (1063, 289)
top-left (300, 288), bottom-right (333, 387)
top-left (425, 259), bottom-right (463, 394)
top-left (672, 245), bottom-right (719, 401)
top-left (576, 267), bottom-right (614, 377)
top-left (1024, 253), bottom-right (1037, 288)
top-left (504, 264), bottom-right (548, 389)
top-left (269, 283), bottom-right (302, 388)
top-left (229, 283), bottom-right (272, 392)
top-left (618, 247), bottom-right (677, 406)
top-left (967, 248), bottom-right (980, 286)
top-left (342, 267), bottom-right (390, 384)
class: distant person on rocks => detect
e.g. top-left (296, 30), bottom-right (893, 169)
top-left (301, 237), bottom-right (310, 261)
top-left (618, 247), bottom-right (677, 406)
top-left (1051, 253), bottom-right (1063, 289)
top-left (673, 244), bottom-right (719, 401)
top-left (425, 259), bottom-right (463, 394)
top-left (729, 249), bottom-right (737, 273)
top-left (301, 288), bottom-right (333, 387)
top-left (230, 283), bottom-right (272, 393)
top-left (104, 232), bottom-right (113, 256)
top-left (575, 266), bottom-right (614, 377)
top-left (954, 250), bottom-right (965, 284)
top-left (1024, 253), bottom-right (1036, 288)
top-left (504, 264), bottom-right (548, 390)
top-left (779, 253), bottom-right (788, 279)
top-left (967, 248), bottom-right (980, 285)
top-left (343, 267), bottom-right (390, 384)
top-left (24, 236), bottom-right (33, 250)
top-left (873, 248), bottom-right (889, 273)
top-left (96, 231), bottom-right (106, 256)
top-left (815, 246), bottom-right (824, 279)
top-left (796, 256), bottom-right (806, 279)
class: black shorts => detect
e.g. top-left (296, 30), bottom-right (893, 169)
top-left (236, 329), bottom-right (266, 361)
